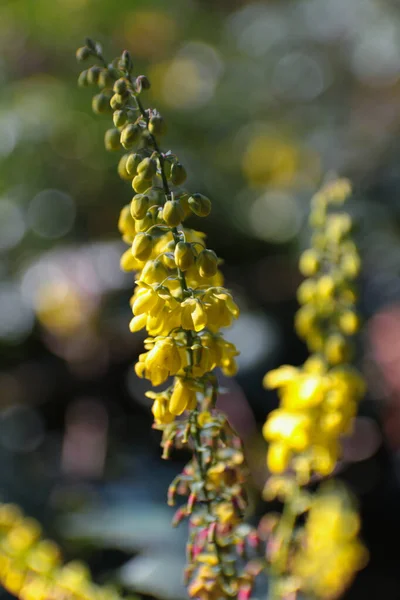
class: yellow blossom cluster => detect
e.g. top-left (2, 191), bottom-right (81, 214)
top-left (0, 503), bottom-right (126, 600)
top-left (262, 178), bottom-right (365, 480)
top-left (76, 39), bottom-right (255, 600)
top-left (292, 485), bottom-right (368, 599)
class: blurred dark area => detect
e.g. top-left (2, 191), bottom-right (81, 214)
top-left (1, 0), bottom-right (400, 598)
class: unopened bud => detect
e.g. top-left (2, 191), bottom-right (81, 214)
top-left (130, 194), bottom-right (150, 219)
top-left (110, 93), bottom-right (126, 111)
top-left (104, 128), bottom-right (121, 151)
top-left (132, 174), bottom-right (150, 194)
top-left (170, 162), bottom-right (187, 186)
top-left (121, 124), bottom-right (141, 149)
top-left (163, 200), bottom-right (184, 227)
top-left (188, 193), bottom-right (211, 217)
top-left (149, 115), bottom-right (167, 137)
top-left (135, 75), bottom-right (151, 92)
top-left (76, 46), bottom-right (91, 62)
top-left (113, 78), bottom-right (129, 95)
top-left (137, 157), bottom-right (157, 180)
top-left (78, 70), bottom-right (89, 87)
top-left (197, 249), bottom-right (218, 278)
top-left (92, 92), bottom-right (111, 115)
top-left (126, 153), bottom-right (142, 176)
top-left (87, 65), bottom-right (102, 85)
top-left (174, 242), bottom-right (195, 271)
top-left (132, 233), bottom-right (153, 261)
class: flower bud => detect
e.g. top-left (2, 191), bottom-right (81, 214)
top-left (135, 75), bottom-right (151, 92)
top-left (130, 194), bottom-right (150, 219)
top-left (135, 212), bottom-right (153, 232)
top-left (132, 233), bottom-right (153, 261)
top-left (174, 242), bottom-right (195, 271)
top-left (121, 124), bottom-right (141, 149)
top-left (338, 311), bottom-right (359, 335)
top-left (299, 249), bottom-right (320, 276)
top-left (197, 249), bottom-right (218, 278)
top-left (163, 200), bottom-right (184, 227)
top-left (78, 70), bottom-right (89, 87)
top-left (126, 153), bottom-right (142, 176)
top-left (87, 65), bottom-right (102, 85)
top-left (76, 46), bottom-right (91, 62)
top-left (117, 154), bottom-right (134, 181)
top-left (113, 78), bottom-right (129, 94)
top-left (188, 193), bottom-right (211, 217)
top-left (324, 333), bottom-right (351, 365)
top-left (119, 50), bottom-right (133, 73)
top-left (98, 69), bottom-right (113, 89)
top-left (104, 128), bottom-right (121, 151)
top-left (149, 115), bottom-right (167, 137)
top-left (113, 110), bottom-right (128, 128)
top-left (92, 92), bottom-right (111, 115)
top-left (170, 162), bottom-right (187, 186)
top-left (110, 93), bottom-right (126, 111)
top-left (137, 157), bottom-right (157, 180)
top-left (132, 174), bottom-right (150, 194)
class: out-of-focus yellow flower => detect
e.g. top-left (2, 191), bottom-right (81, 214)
top-left (262, 178), bottom-right (365, 480)
top-left (292, 485), bottom-right (368, 599)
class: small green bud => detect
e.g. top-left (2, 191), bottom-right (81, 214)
top-left (174, 242), bottom-right (195, 271)
top-left (78, 70), bottom-right (89, 87)
top-left (119, 50), bottom-right (133, 73)
top-left (197, 249), bottom-right (218, 278)
top-left (118, 155), bottom-right (134, 181)
top-left (87, 65), bottom-right (102, 85)
top-left (110, 93), bottom-right (126, 111)
top-left (163, 199), bottom-right (184, 227)
top-left (132, 232), bottom-right (153, 261)
top-left (121, 124), bottom-right (141, 149)
top-left (113, 110), bottom-right (128, 128)
top-left (135, 75), bottom-right (151, 92)
top-left (137, 157), bottom-right (157, 180)
top-left (170, 162), bottom-right (187, 186)
top-left (104, 128), bottom-right (121, 151)
top-left (76, 46), bottom-right (91, 62)
top-left (92, 92), bottom-right (111, 115)
top-left (149, 115), bottom-right (167, 137)
top-left (188, 193), bottom-right (211, 217)
top-left (130, 194), bottom-right (150, 219)
top-left (132, 174), bottom-right (150, 194)
top-left (98, 69), bottom-right (114, 89)
top-left (113, 78), bottom-right (129, 95)
top-left (126, 153), bottom-right (142, 176)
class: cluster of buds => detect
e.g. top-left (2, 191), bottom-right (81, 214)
top-left (259, 179), bottom-right (367, 600)
top-left (262, 179), bottom-right (365, 482)
top-left (76, 40), bottom-right (259, 598)
top-left (0, 504), bottom-right (125, 600)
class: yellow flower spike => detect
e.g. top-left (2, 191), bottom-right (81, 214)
top-left (169, 378), bottom-right (197, 415)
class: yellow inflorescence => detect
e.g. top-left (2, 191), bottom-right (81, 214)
top-left (0, 504), bottom-right (124, 600)
top-left (262, 178), bottom-right (365, 480)
top-left (292, 485), bottom-right (368, 599)
top-left (76, 39), bottom-right (258, 600)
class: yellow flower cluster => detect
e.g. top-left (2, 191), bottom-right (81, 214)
top-left (262, 178), bottom-right (365, 480)
top-left (76, 39), bottom-right (253, 600)
top-left (292, 485), bottom-right (368, 599)
top-left (0, 504), bottom-right (126, 600)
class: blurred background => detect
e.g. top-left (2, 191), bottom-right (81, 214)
top-left (1, 0), bottom-right (400, 598)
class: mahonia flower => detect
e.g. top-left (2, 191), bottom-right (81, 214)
top-left (292, 484), bottom-right (368, 599)
top-left (0, 503), bottom-right (125, 600)
top-left (76, 39), bottom-right (257, 599)
top-left (262, 178), bottom-right (365, 481)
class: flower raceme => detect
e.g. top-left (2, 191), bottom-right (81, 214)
top-left (76, 39), bottom-right (257, 600)
top-left (262, 178), bottom-right (365, 481)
